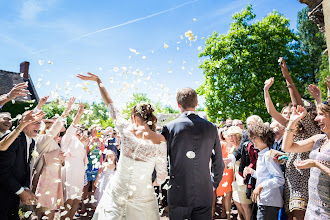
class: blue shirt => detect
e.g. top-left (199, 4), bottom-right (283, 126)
top-left (252, 148), bottom-right (285, 208)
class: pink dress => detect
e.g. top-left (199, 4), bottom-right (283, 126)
top-left (61, 125), bottom-right (87, 201)
top-left (32, 117), bottom-right (65, 210)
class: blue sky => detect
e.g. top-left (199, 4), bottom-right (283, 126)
top-left (0, 0), bottom-right (306, 109)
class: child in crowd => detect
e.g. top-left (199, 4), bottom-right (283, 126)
top-left (244, 123), bottom-right (285, 220)
top-left (93, 150), bottom-right (117, 206)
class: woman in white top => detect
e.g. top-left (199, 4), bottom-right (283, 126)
top-left (61, 103), bottom-right (89, 220)
top-left (77, 72), bottom-right (167, 220)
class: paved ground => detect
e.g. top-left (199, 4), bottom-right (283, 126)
top-left (73, 201), bottom-right (239, 220)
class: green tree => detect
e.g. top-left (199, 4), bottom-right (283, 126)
top-left (296, 7), bottom-right (327, 96)
top-left (122, 93), bottom-right (179, 119)
top-left (316, 55), bottom-right (330, 100)
top-left (198, 5), bottom-right (301, 122)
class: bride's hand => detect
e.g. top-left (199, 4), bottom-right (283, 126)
top-left (77, 72), bottom-right (100, 82)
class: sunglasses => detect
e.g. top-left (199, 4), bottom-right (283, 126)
top-left (59, 132), bottom-right (65, 137)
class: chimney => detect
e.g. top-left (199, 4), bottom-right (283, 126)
top-left (20, 61), bottom-right (30, 79)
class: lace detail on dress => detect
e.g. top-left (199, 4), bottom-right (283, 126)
top-left (107, 103), bottom-right (168, 185)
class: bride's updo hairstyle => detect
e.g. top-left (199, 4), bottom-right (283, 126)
top-left (131, 103), bottom-right (157, 132)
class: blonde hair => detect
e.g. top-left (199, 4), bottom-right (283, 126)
top-left (246, 115), bottom-right (263, 126)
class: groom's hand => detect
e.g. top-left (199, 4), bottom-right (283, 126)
top-left (19, 189), bottom-right (37, 205)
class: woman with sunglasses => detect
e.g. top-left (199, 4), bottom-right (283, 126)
top-left (31, 97), bottom-right (75, 220)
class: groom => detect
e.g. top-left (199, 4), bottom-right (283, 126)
top-left (162, 88), bottom-right (224, 220)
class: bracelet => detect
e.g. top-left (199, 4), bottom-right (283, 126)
top-left (301, 112), bottom-right (308, 121)
top-left (286, 84), bottom-right (292, 88)
top-left (6, 93), bottom-right (12, 99)
top-left (285, 128), bottom-right (294, 133)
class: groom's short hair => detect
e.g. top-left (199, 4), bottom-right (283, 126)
top-left (176, 88), bottom-right (198, 109)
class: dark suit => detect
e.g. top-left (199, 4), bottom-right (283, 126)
top-left (162, 112), bottom-right (225, 220)
top-left (0, 132), bottom-right (34, 220)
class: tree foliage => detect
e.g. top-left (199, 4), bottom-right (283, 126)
top-left (198, 5), bottom-right (300, 122)
top-left (296, 7), bottom-right (327, 96)
top-left (122, 93), bottom-right (179, 120)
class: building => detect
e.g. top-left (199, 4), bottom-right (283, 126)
top-left (0, 61), bottom-right (39, 102)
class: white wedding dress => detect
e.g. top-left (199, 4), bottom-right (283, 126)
top-left (93, 103), bottom-right (167, 220)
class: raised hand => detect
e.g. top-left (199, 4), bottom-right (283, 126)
top-left (21, 111), bottom-right (45, 126)
top-left (278, 57), bottom-right (289, 75)
top-left (36, 95), bottom-right (49, 110)
top-left (62, 97), bottom-right (76, 118)
top-left (325, 76), bottom-right (330, 89)
top-left (308, 84), bottom-right (322, 104)
top-left (78, 103), bottom-right (85, 115)
top-left (77, 72), bottom-right (100, 82)
top-left (8, 83), bottom-right (29, 99)
top-left (264, 77), bottom-right (274, 90)
top-left (289, 105), bottom-right (306, 123)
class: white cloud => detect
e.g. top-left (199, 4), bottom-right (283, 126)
top-left (19, 0), bottom-right (57, 22)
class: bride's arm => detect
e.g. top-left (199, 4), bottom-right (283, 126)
top-left (154, 139), bottom-right (168, 185)
top-left (77, 72), bottom-right (113, 106)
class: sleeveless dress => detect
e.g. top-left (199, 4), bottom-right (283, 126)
top-left (216, 143), bottom-right (234, 196)
top-left (284, 112), bottom-right (321, 212)
top-left (305, 135), bottom-right (330, 219)
top-left (93, 103), bottom-right (167, 220)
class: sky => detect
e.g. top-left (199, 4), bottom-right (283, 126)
top-left (0, 0), bottom-right (306, 110)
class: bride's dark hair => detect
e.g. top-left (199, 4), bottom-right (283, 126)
top-left (131, 103), bottom-right (157, 132)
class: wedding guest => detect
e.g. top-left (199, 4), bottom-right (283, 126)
top-left (0, 112), bottom-right (12, 138)
top-left (0, 110), bottom-right (44, 219)
top-left (264, 58), bottom-right (321, 219)
top-left (80, 124), bottom-right (105, 214)
top-left (244, 123), bottom-right (285, 220)
top-left (60, 103), bottom-right (89, 220)
top-left (31, 97), bottom-right (75, 220)
top-left (93, 150), bottom-right (117, 206)
top-left (216, 126), bottom-right (241, 220)
top-left (0, 83), bottom-right (29, 110)
top-left (270, 119), bottom-right (285, 153)
top-left (233, 119), bottom-right (245, 131)
top-left (282, 105), bottom-right (330, 219)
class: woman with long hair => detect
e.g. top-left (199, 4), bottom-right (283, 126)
top-left (77, 72), bottom-right (167, 220)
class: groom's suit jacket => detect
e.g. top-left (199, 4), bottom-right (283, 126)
top-left (0, 132), bottom-right (34, 215)
top-left (162, 112), bottom-right (224, 208)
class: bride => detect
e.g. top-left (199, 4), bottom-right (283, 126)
top-left (77, 72), bottom-right (167, 220)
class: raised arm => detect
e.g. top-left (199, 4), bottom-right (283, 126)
top-left (295, 159), bottom-right (330, 177)
top-left (72, 103), bottom-right (85, 126)
top-left (77, 72), bottom-right (113, 106)
top-left (0, 111), bottom-right (45, 151)
top-left (34, 95), bottom-right (49, 113)
top-left (282, 106), bottom-right (320, 153)
top-left (0, 83), bottom-right (29, 107)
top-left (279, 57), bottom-right (303, 106)
top-left (264, 77), bottom-right (288, 126)
top-left (308, 84), bottom-right (322, 105)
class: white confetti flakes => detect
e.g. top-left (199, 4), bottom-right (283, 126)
top-left (164, 43), bottom-right (169, 49)
top-left (24, 211), bottom-right (32, 218)
top-left (222, 181), bottom-right (228, 187)
top-left (39, 60), bottom-right (44, 65)
top-left (186, 151), bottom-right (196, 159)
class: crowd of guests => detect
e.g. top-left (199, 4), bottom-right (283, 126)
top-left (0, 56), bottom-right (329, 220)
top-left (212, 57), bottom-right (330, 220)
